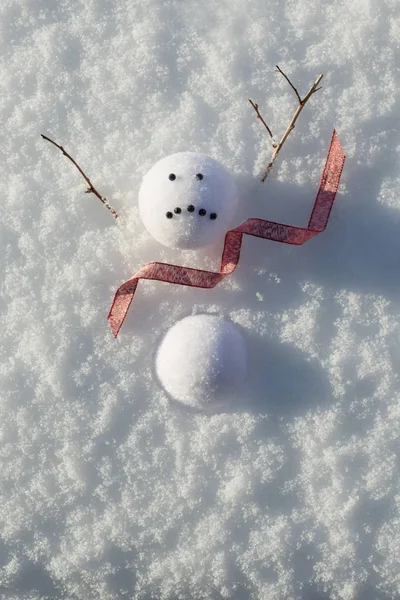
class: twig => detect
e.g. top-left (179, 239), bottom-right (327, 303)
top-left (248, 99), bottom-right (276, 144)
top-left (41, 134), bottom-right (119, 219)
top-left (250, 67), bottom-right (323, 183)
top-left (275, 65), bottom-right (302, 103)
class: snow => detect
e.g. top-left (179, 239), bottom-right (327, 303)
top-left (155, 314), bottom-right (248, 408)
top-left (139, 152), bottom-right (238, 249)
top-left (1, 0), bottom-right (400, 598)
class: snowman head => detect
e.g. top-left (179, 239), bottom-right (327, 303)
top-left (139, 152), bottom-right (238, 249)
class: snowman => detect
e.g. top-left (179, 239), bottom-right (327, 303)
top-left (108, 137), bottom-right (345, 411)
top-left (42, 130), bottom-right (345, 412)
top-left (138, 152), bottom-right (247, 411)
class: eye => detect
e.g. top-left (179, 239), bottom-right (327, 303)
top-left (210, 212), bottom-right (217, 220)
top-left (195, 173), bottom-right (203, 180)
top-left (165, 211), bottom-right (173, 219)
top-left (168, 173), bottom-right (176, 181)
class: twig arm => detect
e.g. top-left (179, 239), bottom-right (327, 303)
top-left (260, 70), bottom-right (323, 182)
top-left (41, 134), bottom-right (119, 219)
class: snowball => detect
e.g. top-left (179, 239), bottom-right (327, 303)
top-left (155, 314), bottom-right (248, 409)
top-left (139, 152), bottom-right (238, 249)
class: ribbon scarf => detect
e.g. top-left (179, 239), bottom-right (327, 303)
top-left (108, 130), bottom-right (345, 338)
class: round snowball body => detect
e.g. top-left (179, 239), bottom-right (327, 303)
top-left (139, 152), bottom-right (238, 249)
top-left (155, 314), bottom-right (248, 409)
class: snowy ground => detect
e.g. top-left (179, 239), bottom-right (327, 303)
top-left (1, 0), bottom-right (400, 598)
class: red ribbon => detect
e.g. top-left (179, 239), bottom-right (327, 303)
top-left (108, 131), bottom-right (345, 338)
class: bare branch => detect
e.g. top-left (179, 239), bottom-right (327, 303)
top-left (260, 71), bottom-right (323, 183)
top-left (275, 65), bottom-right (302, 103)
top-left (248, 99), bottom-right (275, 142)
top-left (41, 134), bottom-right (119, 219)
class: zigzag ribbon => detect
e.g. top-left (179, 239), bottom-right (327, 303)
top-left (108, 130), bottom-right (345, 338)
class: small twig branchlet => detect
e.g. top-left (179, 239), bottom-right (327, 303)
top-left (249, 66), bottom-right (323, 183)
top-left (41, 134), bottom-right (118, 219)
top-left (275, 65), bottom-right (302, 103)
top-left (247, 99), bottom-right (276, 145)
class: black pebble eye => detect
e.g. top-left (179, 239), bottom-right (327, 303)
top-left (166, 211), bottom-right (173, 219)
top-left (168, 173), bottom-right (176, 181)
top-left (195, 173), bottom-right (203, 180)
top-left (174, 207), bottom-right (181, 214)
top-left (210, 212), bottom-right (217, 220)
top-left (187, 205), bottom-right (195, 212)
top-left (199, 208), bottom-right (206, 216)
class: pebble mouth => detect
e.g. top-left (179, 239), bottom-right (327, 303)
top-left (165, 208), bottom-right (217, 220)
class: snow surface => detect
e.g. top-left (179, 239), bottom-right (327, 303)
top-left (1, 0), bottom-right (400, 598)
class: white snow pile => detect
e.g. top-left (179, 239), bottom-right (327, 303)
top-left (1, 0), bottom-right (400, 599)
top-left (156, 314), bottom-right (248, 409)
top-left (139, 152), bottom-right (238, 249)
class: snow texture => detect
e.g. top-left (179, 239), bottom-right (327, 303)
top-left (139, 152), bottom-right (238, 249)
top-left (156, 315), bottom-right (248, 409)
top-left (1, 0), bottom-right (400, 599)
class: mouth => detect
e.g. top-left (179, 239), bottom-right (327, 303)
top-left (165, 205), bottom-right (218, 220)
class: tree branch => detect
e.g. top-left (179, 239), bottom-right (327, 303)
top-left (248, 99), bottom-right (276, 143)
top-left (41, 134), bottom-right (119, 219)
top-left (250, 67), bottom-right (323, 183)
top-left (275, 65), bottom-right (302, 103)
